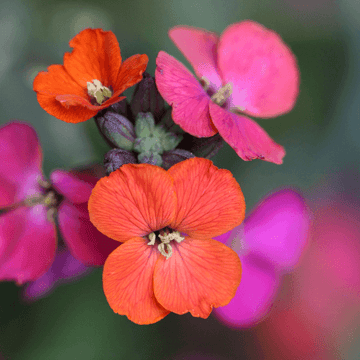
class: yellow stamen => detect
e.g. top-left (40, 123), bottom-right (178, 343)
top-left (147, 230), bottom-right (185, 259)
top-left (87, 79), bottom-right (112, 105)
top-left (211, 83), bottom-right (232, 106)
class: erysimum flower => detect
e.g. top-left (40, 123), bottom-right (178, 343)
top-left (213, 189), bottom-right (310, 327)
top-left (155, 21), bottom-right (299, 164)
top-left (88, 157), bottom-right (245, 324)
top-left (23, 246), bottom-right (91, 301)
top-left (33, 28), bottom-right (148, 123)
top-left (0, 121), bottom-right (118, 284)
top-left (257, 191), bottom-right (360, 359)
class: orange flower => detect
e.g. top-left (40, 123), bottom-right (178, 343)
top-left (88, 157), bottom-right (245, 324)
top-left (33, 28), bottom-right (148, 123)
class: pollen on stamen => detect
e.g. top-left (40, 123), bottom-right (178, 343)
top-left (87, 79), bottom-right (112, 105)
top-left (211, 83), bottom-right (232, 106)
top-left (146, 230), bottom-right (184, 259)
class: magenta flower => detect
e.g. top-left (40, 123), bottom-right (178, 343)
top-left (0, 121), bottom-right (118, 285)
top-left (155, 21), bottom-right (299, 164)
top-left (213, 189), bottom-right (310, 327)
top-left (23, 246), bottom-right (91, 301)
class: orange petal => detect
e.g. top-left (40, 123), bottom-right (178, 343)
top-left (168, 158), bottom-right (245, 239)
top-left (64, 28), bottom-right (122, 89)
top-left (114, 54), bottom-right (149, 93)
top-left (88, 163), bottom-right (176, 242)
top-left (103, 238), bottom-right (169, 325)
top-left (153, 237), bottom-right (242, 318)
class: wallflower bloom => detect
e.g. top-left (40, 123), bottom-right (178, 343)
top-left (88, 157), bottom-right (245, 324)
top-left (213, 189), bottom-right (310, 327)
top-left (0, 122), bottom-right (118, 284)
top-left (23, 246), bottom-right (91, 301)
top-left (155, 21), bottom-right (299, 164)
top-left (258, 192), bottom-right (360, 359)
top-left (33, 28), bottom-right (148, 123)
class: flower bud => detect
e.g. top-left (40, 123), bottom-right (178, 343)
top-left (162, 149), bottom-right (195, 170)
top-left (104, 149), bottom-right (137, 174)
top-left (186, 133), bottom-right (224, 158)
top-left (135, 112), bottom-right (155, 139)
top-left (96, 112), bottom-right (136, 151)
top-left (131, 72), bottom-right (165, 119)
top-left (137, 152), bottom-right (163, 167)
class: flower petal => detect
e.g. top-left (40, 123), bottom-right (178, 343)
top-left (209, 102), bottom-right (285, 164)
top-left (51, 169), bottom-right (95, 204)
top-left (0, 122), bottom-right (42, 207)
top-left (153, 237), bottom-right (242, 318)
top-left (88, 163), bottom-right (176, 242)
top-left (63, 28), bottom-right (122, 89)
top-left (155, 51), bottom-right (217, 137)
top-left (217, 21), bottom-right (299, 118)
top-left (113, 54), bottom-right (149, 94)
top-left (213, 254), bottom-right (280, 328)
top-left (168, 158), bottom-right (245, 239)
top-left (58, 201), bottom-right (119, 266)
top-left (23, 246), bottom-right (91, 301)
top-left (169, 26), bottom-right (222, 90)
top-left (244, 189), bottom-right (310, 270)
top-left (103, 238), bottom-right (169, 324)
top-left (0, 205), bottom-right (56, 284)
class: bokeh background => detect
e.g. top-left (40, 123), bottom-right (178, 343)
top-left (1, 0), bottom-right (360, 359)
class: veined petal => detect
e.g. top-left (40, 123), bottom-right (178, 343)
top-left (51, 169), bottom-right (95, 204)
top-left (169, 26), bottom-right (222, 90)
top-left (63, 28), bottom-right (122, 89)
top-left (103, 238), bottom-right (169, 324)
top-left (168, 158), bottom-right (245, 239)
top-left (154, 237), bottom-right (242, 318)
top-left (0, 122), bottom-right (43, 207)
top-left (58, 201), bottom-right (119, 266)
top-left (209, 102), bottom-right (285, 164)
top-left (155, 51), bottom-right (217, 137)
top-left (0, 205), bottom-right (57, 284)
top-left (217, 21), bottom-right (299, 118)
top-left (88, 163), bottom-right (176, 242)
top-left (113, 54), bottom-right (149, 94)
top-left (213, 254), bottom-right (280, 328)
top-left (35, 93), bottom-right (98, 123)
top-left (244, 189), bottom-right (310, 270)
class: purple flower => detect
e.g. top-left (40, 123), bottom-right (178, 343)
top-left (0, 121), bottom-right (118, 285)
top-left (213, 189), bottom-right (310, 327)
top-left (23, 246), bottom-right (91, 301)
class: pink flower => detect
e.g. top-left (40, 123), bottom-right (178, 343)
top-left (257, 193), bottom-right (360, 359)
top-left (213, 189), bottom-right (310, 327)
top-left (0, 121), bottom-right (118, 285)
top-left (155, 21), bottom-right (299, 164)
top-left (23, 246), bottom-right (91, 301)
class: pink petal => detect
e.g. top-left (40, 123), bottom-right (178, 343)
top-left (213, 254), bottom-right (280, 328)
top-left (0, 205), bottom-right (57, 284)
top-left (169, 26), bottom-right (222, 91)
top-left (155, 51), bottom-right (217, 137)
top-left (217, 21), bottom-right (299, 118)
top-left (209, 102), bottom-right (285, 164)
top-left (50, 170), bottom-right (96, 204)
top-left (245, 189), bottom-right (310, 270)
top-left (58, 200), bottom-right (119, 266)
top-left (0, 122), bottom-right (43, 207)
top-left (23, 246), bottom-right (91, 301)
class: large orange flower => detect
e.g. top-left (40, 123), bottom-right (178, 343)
top-left (88, 158), bottom-right (245, 324)
top-left (33, 28), bottom-right (148, 123)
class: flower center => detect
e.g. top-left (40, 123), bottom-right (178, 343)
top-left (87, 79), bottom-right (112, 105)
top-left (24, 178), bottom-right (63, 222)
top-left (211, 83), bottom-right (232, 106)
top-left (147, 228), bottom-right (185, 259)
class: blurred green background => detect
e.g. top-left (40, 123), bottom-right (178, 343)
top-left (0, 0), bottom-right (359, 359)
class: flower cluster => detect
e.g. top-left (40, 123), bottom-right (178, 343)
top-left (0, 22), bottom-right (308, 326)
